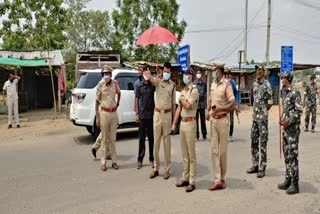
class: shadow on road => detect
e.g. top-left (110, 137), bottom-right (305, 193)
top-left (74, 130), bottom-right (139, 145)
top-left (225, 177), bottom-right (254, 190)
top-left (169, 161), bottom-right (211, 183)
top-left (267, 168), bottom-right (283, 177)
top-left (300, 181), bottom-right (319, 194)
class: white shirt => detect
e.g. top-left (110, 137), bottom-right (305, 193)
top-left (3, 79), bottom-right (19, 99)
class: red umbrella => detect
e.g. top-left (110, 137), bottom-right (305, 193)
top-left (136, 26), bottom-right (178, 46)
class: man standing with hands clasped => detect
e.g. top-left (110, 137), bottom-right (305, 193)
top-left (279, 72), bottom-right (302, 195)
top-left (194, 70), bottom-right (207, 141)
top-left (144, 62), bottom-right (176, 180)
top-left (96, 65), bottom-right (121, 172)
top-left (206, 63), bottom-right (235, 191)
top-left (172, 67), bottom-right (199, 193)
top-left (247, 66), bottom-right (273, 178)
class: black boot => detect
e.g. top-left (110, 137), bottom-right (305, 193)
top-left (247, 165), bottom-right (258, 174)
top-left (311, 126), bottom-right (315, 133)
top-left (278, 177), bottom-right (291, 190)
top-left (257, 167), bottom-right (266, 178)
top-left (286, 178), bottom-right (299, 195)
top-left (304, 125), bottom-right (308, 132)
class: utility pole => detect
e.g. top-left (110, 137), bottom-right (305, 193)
top-left (266, 0), bottom-right (271, 65)
top-left (244, 0), bottom-right (248, 64)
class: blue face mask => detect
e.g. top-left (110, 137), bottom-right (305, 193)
top-left (163, 72), bottom-right (171, 81)
top-left (183, 74), bottom-right (190, 85)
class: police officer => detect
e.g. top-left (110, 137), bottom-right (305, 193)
top-left (172, 67), bottom-right (199, 193)
top-left (247, 66), bottom-right (273, 178)
top-left (96, 65), bottom-right (121, 172)
top-left (303, 74), bottom-right (319, 133)
top-left (144, 62), bottom-right (176, 180)
top-left (278, 72), bottom-right (302, 195)
top-left (206, 63), bottom-right (235, 191)
top-left (2, 74), bottom-right (21, 128)
top-left (194, 70), bottom-right (207, 141)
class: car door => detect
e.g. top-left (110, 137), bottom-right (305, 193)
top-left (114, 73), bottom-right (137, 126)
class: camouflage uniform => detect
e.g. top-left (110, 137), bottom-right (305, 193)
top-left (250, 79), bottom-right (273, 171)
top-left (281, 86), bottom-right (302, 182)
top-left (304, 82), bottom-right (318, 130)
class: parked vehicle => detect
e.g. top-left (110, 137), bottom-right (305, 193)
top-left (70, 68), bottom-right (181, 137)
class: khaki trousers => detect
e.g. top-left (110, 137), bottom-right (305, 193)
top-left (7, 97), bottom-right (19, 125)
top-left (92, 132), bottom-right (110, 156)
top-left (180, 120), bottom-right (197, 185)
top-left (100, 111), bottom-right (118, 165)
top-left (210, 116), bottom-right (229, 183)
top-left (153, 111), bottom-right (172, 172)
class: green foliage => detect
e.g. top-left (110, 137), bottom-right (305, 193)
top-left (0, 0), bottom-right (67, 50)
top-left (302, 81), bottom-right (307, 88)
top-left (111, 0), bottom-right (187, 62)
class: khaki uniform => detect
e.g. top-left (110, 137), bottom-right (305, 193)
top-left (209, 77), bottom-right (235, 183)
top-left (92, 133), bottom-right (111, 156)
top-left (179, 83), bottom-right (199, 185)
top-left (92, 106), bottom-right (110, 156)
top-left (96, 79), bottom-right (119, 165)
top-left (152, 78), bottom-right (176, 172)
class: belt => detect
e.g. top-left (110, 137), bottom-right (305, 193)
top-left (155, 108), bottom-right (171, 114)
top-left (101, 107), bottom-right (117, 112)
top-left (181, 117), bottom-right (195, 122)
top-left (212, 113), bottom-right (227, 119)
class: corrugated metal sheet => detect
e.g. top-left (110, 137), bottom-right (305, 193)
top-left (0, 50), bottom-right (64, 66)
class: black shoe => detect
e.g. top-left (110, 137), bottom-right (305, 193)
top-left (137, 162), bottom-right (142, 169)
top-left (257, 170), bottom-right (265, 178)
top-left (286, 178), bottom-right (299, 195)
top-left (311, 126), bottom-right (315, 133)
top-left (203, 136), bottom-right (207, 141)
top-left (247, 165), bottom-right (258, 174)
top-left (304, 126), bottom-right (309, 132)
top-left (91, 148), bottom-right (97, 158)
top-left (196, 135), bottom-right (199, 141)
top-left (8, 124), bottom-right (12, 129)
top-left (278, 177), bottom-right (291, 190)
top-left (17, 124), bottom-right (20, 128)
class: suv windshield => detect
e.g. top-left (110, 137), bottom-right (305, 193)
top-left (76, 72), bottom-right (102, 89)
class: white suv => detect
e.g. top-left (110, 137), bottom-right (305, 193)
top-left (70, 68), bottom-right (138, 137)
top-left (70, 68), bottom-right (181, 137)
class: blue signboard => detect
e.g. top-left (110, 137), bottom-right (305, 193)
top-left (281, 46), bottom-right (293, 73)
top-left (177, 45), bottom-right (190, 72)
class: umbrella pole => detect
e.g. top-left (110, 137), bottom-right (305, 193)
top-left (156, 45), bottom-right (159, 63)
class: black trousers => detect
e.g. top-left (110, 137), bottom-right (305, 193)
top-left (196, 109), bottom-right (207, 138)
top-left (229, 110), bottom-right (234, 137)
top-left (138, 118), bottom-right (154, 163)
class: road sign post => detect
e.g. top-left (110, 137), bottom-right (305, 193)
top-left (178, 45), bottom-right (190, 72)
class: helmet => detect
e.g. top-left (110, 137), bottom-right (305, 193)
top-left (281, 72), bottom-right (293, 83)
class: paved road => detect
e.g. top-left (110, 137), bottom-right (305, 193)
top-left (0, 117), bottom-right (319, 214)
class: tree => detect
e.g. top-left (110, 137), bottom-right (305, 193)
top-left (111, 0), bottom-right (187, 62)
top-left (63, 0), bottom-right (114, 91)
top-left (64, 0), bottom-right (113, 52)
top-left (0, 0), bottom-right (67, 50)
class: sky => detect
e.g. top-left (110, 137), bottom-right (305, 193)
top-left (87, 0), bottom-right (320, 65)
top-left (1, 0), bottom-right (319, 65)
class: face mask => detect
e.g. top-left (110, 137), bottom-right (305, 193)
top-left (212, 72), bottom-right (217, 80)
top-left (143, 75), bottom-right (149, 81)
top-left (104, 75), bottom-right (111, 83)
top-left (196, 74), bottom-right (202, 79)
top-left (183, 74), bottom-right (190, 85)
top-left (163, 72), bottom-right (171, 81)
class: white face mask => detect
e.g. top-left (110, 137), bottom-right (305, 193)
top-left (196, 74), bottom-right (202, 79)
top-left (212, 72), bottom-right (217, 80)
top-left (104, 75), bottom-right (111, 83)
top-left (143, 75), bottom-right (149, 81)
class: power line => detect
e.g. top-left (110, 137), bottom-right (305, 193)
top-left (207, 0), bottom-right (267, 61)
top-left (186, 25), bottom-right (265, 34)
top-left (289, 0), bottom-right (320, 10)
top-left (273, 23), bottom-right (320, 41)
